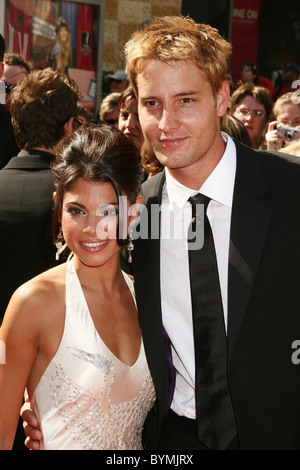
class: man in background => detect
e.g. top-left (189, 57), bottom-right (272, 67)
top-left (0, 68), bottom-right (79, 323)
top-left (0, 36), bottom-right (19, 168)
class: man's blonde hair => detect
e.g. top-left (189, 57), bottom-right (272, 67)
top-left (125, 15), bottom-right (231, 97)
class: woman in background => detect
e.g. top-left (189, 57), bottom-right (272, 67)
top-left (231, 83), bottom-right (273, 149)
top-left (50, 20), bottom-right (72, 74)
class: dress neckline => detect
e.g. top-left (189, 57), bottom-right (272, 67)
top-left (70, 259), bottom-right (143, 369)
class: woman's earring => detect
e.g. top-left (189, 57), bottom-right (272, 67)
top-left (127, 225), bottom-right (134, 263)
top-left (56, 228), bottom-right (67, 261)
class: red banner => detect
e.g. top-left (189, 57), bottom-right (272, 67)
top-left (7, 0), bottom-right (33, 62)
top-left (76, 4), bottom-right (94, 71)
top-left (230, 0), bottom-right (261, 82)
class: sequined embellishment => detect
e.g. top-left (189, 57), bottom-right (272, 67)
top-left (49, 362), bottom-right (156, 450)
top-left (67, 347), bottom-right (113, 374)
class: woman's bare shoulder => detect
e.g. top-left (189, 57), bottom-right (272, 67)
top-left (6, 264), bottom-right (67, 321)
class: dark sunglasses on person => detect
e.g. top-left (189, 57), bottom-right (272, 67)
top-left (5, 82), bottom-right (15, 93)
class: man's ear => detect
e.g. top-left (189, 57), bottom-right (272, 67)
top-left (217, 80), bottom-right (230, 118)
top-left (53, 191), bottom-right (57, 202)
top-left (63, 117), bottom-right (74, 139)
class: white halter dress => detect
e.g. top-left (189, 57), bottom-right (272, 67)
top-left (31, 257), bottom-right (156, 450)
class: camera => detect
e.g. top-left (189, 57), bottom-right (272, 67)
top-left (277, 125), bottom-right (300, 142)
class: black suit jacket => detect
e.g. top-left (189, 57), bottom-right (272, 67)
top-left (0, 104), bottom-right (19, 169)
top-left (131, 141), bottom-right (300, 449)
top-left (0, 150), bottom-right (58, 321)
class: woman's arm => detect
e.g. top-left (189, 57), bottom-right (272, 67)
top-left (0, 285), bottom-right (40, 449)
top-left (54, 52), bottom-right (64, 73)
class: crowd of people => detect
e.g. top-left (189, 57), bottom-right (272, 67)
top-left (0, 15), bottom-right (300, 451)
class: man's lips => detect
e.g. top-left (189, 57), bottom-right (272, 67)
top-left (159, 136), bottom-right (187, 147)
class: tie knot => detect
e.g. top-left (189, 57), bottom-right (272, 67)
top-left (188, 193), bottom-right (210, 212)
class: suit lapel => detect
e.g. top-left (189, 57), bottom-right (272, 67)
top-left (228, 143), bottom-right (273, 359)
top-left (132, 172), bottom-right (171, 419)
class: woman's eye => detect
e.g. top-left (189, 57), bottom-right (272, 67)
top-left (66, 207), bottom-right (85, 216)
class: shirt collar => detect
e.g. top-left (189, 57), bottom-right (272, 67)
top-left (165, 133), bottom-right (236, 209)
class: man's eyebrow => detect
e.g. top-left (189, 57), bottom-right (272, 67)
top-left (140, 90), bottom-right (200, 100)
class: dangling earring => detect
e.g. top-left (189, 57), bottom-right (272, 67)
top-left (127, 225), bottom-right (134, 263)
top-left (56, 228), bottom-right (67, 261)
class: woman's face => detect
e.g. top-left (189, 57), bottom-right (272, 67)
top-left (118, 97), bottom-right (144, 151)
top-left (233, 95), bottom-right (267, 148)
top-left (240, 65), bottom-right (256, 84)
top-left (276, 104), bottom-right (300, 129)
top-left (59, 26), bottom-right (69, 42)
top-left (104, 109), bottom-right (119, 128)
top-left (61, 178), bottom-right (126, 268)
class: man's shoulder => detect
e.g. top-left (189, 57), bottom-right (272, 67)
top-left (0, 103), bottom-right (11, 119)
top-left (236, 140), bottom-right (300, 170)
top-left (141, 171), bottom-right (165, 204)
top-left (235, 141), bottom-right (300, 201)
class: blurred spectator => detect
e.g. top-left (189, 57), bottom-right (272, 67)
top-left (49, 19), bottom-right (72, 74)
top-left (272, 63), bottom-right (300, 101)
top-left (105, 69), bottom-right (129, 93)
top-left (221, 114), bottom-right (252, 147)
top-left (2, 52), bottom-right (31, 111)
top-left (230, 83), bottom-right (273, 149)
top-left (240, 60), bottom-right (274, 96)
top-left (0, 38), bottom-right (19, 169)
top-left (224, 69), bottom-right (238, 96)
top-left (141, 140), bottom-right (164, 178)
top-left (72, 103), bottom-right (93, 132)
top-left (99, 92), bottom-right (121, 127)
top-left (265, 92), bottom-right (300, 151)
top-left (118, 86), bottom-right (144, 152)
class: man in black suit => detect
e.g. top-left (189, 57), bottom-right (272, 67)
top-left (22, 16), bottom-right (300, 450)
top-left (0, 34), bottom-right (19, 169)
top-left (124, 16), bottom-right (300, 450)
top-left (0, 68), bottom-right (79, 322)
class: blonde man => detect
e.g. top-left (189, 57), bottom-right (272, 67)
top-left (23, 16), bottom-right (300, 451)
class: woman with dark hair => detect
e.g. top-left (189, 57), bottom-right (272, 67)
top-left (230, 83), bottom-right (274, 149)
top-left (221, 114), bottom-right (252, 147)
top-left (239, 60), bottom-right (274, 96)
top-left (0, 123), bottom-right (155, 450)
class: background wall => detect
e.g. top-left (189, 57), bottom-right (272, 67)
top-left (102, 0), bottom-right (182, 72)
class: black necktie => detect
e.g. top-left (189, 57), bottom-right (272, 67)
top-left (188, 193), bottom-right (237, 450)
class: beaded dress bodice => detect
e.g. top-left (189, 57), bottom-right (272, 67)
top-left (31, 258), bottom-right (156, 450)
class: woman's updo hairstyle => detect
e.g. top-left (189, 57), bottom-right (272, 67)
top-left (52, 121), bottom-right (144, 246)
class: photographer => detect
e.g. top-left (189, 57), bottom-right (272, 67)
top-left (265, 92), bottom-right (300, 150)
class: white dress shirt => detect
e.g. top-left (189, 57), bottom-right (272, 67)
top-left (160, 134), bottom-right (237, 419)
